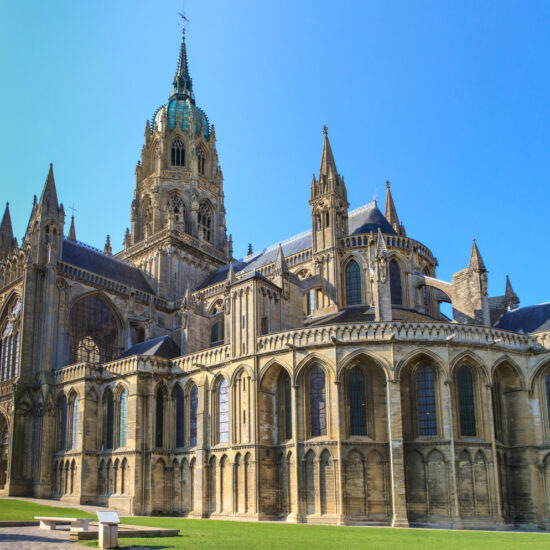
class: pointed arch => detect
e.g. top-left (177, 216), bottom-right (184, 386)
top-left (389, 258), bottom-right (403, 305)
top-left (344, 258), bottom-right (362, 306)
top-left (69, 292), bottom-right (121, 364)
top-left (198, 201), bottom-right (213, 243)
top-left (171, 137), bottom-right (185, 166)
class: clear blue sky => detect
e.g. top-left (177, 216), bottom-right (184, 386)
top-left (1, 1), bottom-right (549, 307)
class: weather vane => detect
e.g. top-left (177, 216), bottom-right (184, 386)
top-left (69, 203), bottom-right (78, 217)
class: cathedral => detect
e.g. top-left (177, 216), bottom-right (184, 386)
top-left (1, 19), bottom-right (550, 530)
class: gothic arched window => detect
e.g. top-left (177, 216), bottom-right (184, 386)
top-left (155, 388), bottom-right (164, 448)
top-left (171, 138), bottom-right (185, 166)
top-left (0, 297), bottom-right (21, 381)
top-left (417, 366), bottom-right (437, 436)
top-left (198, 203), bottom-right (213, 243)
top-left (175, 386), bottom-right (185, 448)
top-left (218, 378), bottom-right (229, 444)
top-left (118, 390), bottom-right (127, 448)
top-left (169, 195), bottom-right (186, 228)
top-left (103, 388), bottom-right (114, 450)
top-left (197, 147), bottom-right (206, 175)
top-left (310, 366), bottom-right (327, 437)
top-left (306, 289), bottom-right (315, 315)
top-left (545, 373), bottom-right (550, 427)
top-left (348, 366), bottom-right (367, 436)
top-left (457, 365), bottom-right (476, 437)
top-left (345, 260), bottom-right (361, 306)
top-left (390, 259), bottom-right (403, 305)
top-left (189, 384), bottom-right (198, 447)
top-left (58, 395), bottom-right (68, 451)
top-left (69, 295), bottom-right (119, 365)
top-left (278, 370), bottom-right (292, 442)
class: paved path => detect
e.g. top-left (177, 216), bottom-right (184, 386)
top-left (0, 524), bottom-right (89, 549)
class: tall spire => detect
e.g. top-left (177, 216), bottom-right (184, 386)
top-left (469, 239), bottom-right (486, 272)
top-left (38, 163), bottom-right (60, 218)
top-left (172, 13), bottom-right (194, 101)
top-left (67, 215), bottom-right (77, 242)
top-left (319, 125), bottom-right (337, 178)
top-left (0, 202), bottom-right (17, 256)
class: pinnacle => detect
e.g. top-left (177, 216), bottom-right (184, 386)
top-left (38, 162), bottom-right (60, 217)
top-left (384, 179), bottom-right (400, 230)
top-left (469, 239), bottom-right (486, 272)
top-left (67, 215), bottom-right (77, 242)
top-left (0, 202), bottom-right (16, 255)
top-left (319, 125), bottom-right (337, 178)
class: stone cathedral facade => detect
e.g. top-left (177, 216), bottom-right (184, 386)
top-left (1, 21), bottom-right (550, 530)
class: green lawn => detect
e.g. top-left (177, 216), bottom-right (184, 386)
top-left (0, 499), bottom-right (549, 549)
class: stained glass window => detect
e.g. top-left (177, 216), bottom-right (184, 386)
top-left (119, 390), bottom-right (127, 448)
top-left (345, 260), bottom-right (361, 306)
top-left (390, 260), bottom-right (402, 305)
top-left (417, 366), bottom-right (437, 436)
top-left (59, 395), bottom-right (67, 451)
top-left (171, 138), bottom-right (185, 166)
top-left (492, 383), bottom-right (504, 443)
top-left (104, 389), bottom-right (114, 450)
top-left (218, 379), bottom-right (229, 444)
top-left (310, 367), bottom-right (327, 437)
top-left (198, 203), bottom-right (212, 242)
top-left (155, 389), bottom-right (164, 448)
top-left (175, 386), bottom-right (185, 448)
top-left (457, 365), bottom-right (476, 437)
top-left (348, 367), bottom-right (367, 436)
top-left (189, 385), bottom-right (198, 447)
top-left (545, 374), bottom-right (550, 427)
top-left (69, 295), bottom-right (119, 365)
top-left (70, 395), bottom-right (79, 450)
top-left (278, 371), bottom-right (292, 441)
top-left (211, 321), bottom-right (224, 346)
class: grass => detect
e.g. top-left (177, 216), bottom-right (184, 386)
top-left (0, 499), bottom-right (549, 549)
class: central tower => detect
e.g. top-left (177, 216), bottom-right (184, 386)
top-left (119, 19), bottom-right (232, 299)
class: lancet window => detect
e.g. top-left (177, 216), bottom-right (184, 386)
top-left (175, 386), bottom-right (185, 448)
top-left (197, 147), bottom-right (206, 175)
top-left (348, 366), bottom-right (367, 436)
top-left (345, 260), bottom-right (361, 306)
top-left (58, 394), bottom-right (68, 451)
top-left (189, 385), bottom-right (198, 447)
top-left (278, 370), bottom-right (292, 442)
top-left (118, 390), bottom-right (127, 448)
top-left (68, 393), bottom-right (79, 450)
top-left (217, 378), bottom-right (229, 444)
top-left (545, 374), bottom-right (550, 427)
top-left (390, 259), bottom-right (402, 305)
top-left (416, 366), bottom-right (437, 436)
top-left (103, 388), bottom-right (115, 450)
top-left (457, 365), bottom-right (476, 437)
top-left (155, 388), bottom-right (165, 448)
top-left (310, 366), bottom-right (327, 437)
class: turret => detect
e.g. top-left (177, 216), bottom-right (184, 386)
top-left (309, 126), bottom-right (349, 313)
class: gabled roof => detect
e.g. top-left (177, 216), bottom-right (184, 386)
top-left (118, 335), bottom-right (180, 359)
top-left (197, 201), bottom-right (397, 291)
top-left (494, 302), bottom-right (550, 334)
top-left (61, 239), bottom-right (154, 294)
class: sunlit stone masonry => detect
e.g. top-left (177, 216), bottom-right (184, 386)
top-left (1, 18), bottom-right (550, 530)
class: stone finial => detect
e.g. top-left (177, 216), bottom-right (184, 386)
top-left (104, 235), bottom-right (112, 256)
top-left (469, 239), bottom-right (486, 272)
top-left (67, 215), bottom-right (77, 242)
top-left (247, 243), bottom-right (253, 256)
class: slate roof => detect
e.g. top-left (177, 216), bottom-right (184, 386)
top-left (494, 303), bottom-right (550, 334)
top-left (198, 201), bottom-right (394, 290)
top-left (61, 239), bottom-right (154, 294)
top-left (118, 335), bottom-right (181, 359)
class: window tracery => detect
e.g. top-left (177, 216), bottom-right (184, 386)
top-left (171, 138), bottom-right (185, 166)
top-left (0, 297), bottom-right (21, 381)
top-left (198, 203), bottom-right (213, 243)
top-left (69, 295), bottom-right (119, 365)
top-left (169, 195), bottom-right (186, 228)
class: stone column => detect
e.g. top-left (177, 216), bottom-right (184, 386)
top-left (194, 376), bottom-right (208, 517)
top-left (485, 383), bottom-right (505, 525)
top-left (290, 380), bottom-right (300, 522)
top-left (440, 377), bottom-right (461, 526)
top-left (385, 379), bottom-right (409, 527)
